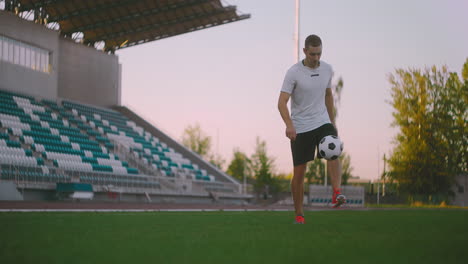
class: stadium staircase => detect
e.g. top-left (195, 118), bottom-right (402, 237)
top-left (113, 105), bottom-right (242, 194)
top-left (0, 89), bottom-right (247, 203)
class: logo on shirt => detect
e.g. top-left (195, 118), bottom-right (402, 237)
top-left (310, 74), bottom-right (320, 77)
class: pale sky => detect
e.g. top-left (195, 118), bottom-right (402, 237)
top-left (117, 0), bottom-right (468, 180)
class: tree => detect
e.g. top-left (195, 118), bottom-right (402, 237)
top-left (332, 77), bottom-right (344, 119)
top-left (181, 123), bottom-right (211, 158)
top-left (274, 172), bottom-right (294, 193)
top-left (388, 59), bottom-right (467, 199)
top-left (209, 153), bottom-right (225, 170)
top-left (250, 137), bottom-right (278, 197)
top-left (340, 151), bottom-right (353, 185)
top-left (181, 124), bottom-right (226, 169)
top-left (226, 149), bottom-right (251, 182)
top-left (305, 159), bottom-right (326, 185)
top-left (305, 151), bottom-right (353, 186)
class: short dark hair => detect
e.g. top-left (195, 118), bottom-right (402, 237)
top-left (304, 35), bottom-right (322, 47)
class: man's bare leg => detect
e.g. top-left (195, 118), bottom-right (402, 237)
top-left (291, 163), bottom-right (307, 216)
top-left (327, 159), bottom-right (346, 206)
top-left (327, 159), bottom-right (342, 190)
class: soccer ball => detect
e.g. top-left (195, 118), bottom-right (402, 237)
top-left (318, 135), bottom-right (343, 160)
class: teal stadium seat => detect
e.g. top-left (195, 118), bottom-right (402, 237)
top-left (0, 89), bottom-right (145, 188)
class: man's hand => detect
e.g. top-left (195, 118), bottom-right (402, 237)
top-left (331, 122), bottom-right (339, 136)
top-left (286, 126), bottom-right (297, 141)
top-left (278, 92), bottom-right (296, 140)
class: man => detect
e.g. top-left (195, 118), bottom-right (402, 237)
top-left (278, 34), bottom-right (346, 224)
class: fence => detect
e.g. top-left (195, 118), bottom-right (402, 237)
top-left (309, 185), bottom-right (365, 207)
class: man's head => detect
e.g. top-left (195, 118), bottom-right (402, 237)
top-left (303, 35), bottom-right (322, 67)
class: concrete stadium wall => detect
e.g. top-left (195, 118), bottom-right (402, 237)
top-left (93, 192), bottom-right (234, 204)
top-left (19, 189), bottom-right (247, 205)
top-left (0, 181), bottom-right (23, 200)
top-left (0, 11), bottom-right (121, 106)
top-left (22, 189), bottom-right (56, 201)
top-left (58, 38), bottom-right (121, 107)
top-left (0, 11), bottom-right (59, 100)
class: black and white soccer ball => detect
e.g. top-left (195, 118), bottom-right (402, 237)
top-left (318, 135), bottom-right (343, 160)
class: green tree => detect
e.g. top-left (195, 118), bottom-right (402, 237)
top-left (250, 137), bottom-right (278, 197)
top-left (332, 77), bottom-right (344, 119)
top-left (305, 151), bottom-right (353, 186)
top-left (388, 59), bottom-right (468, 199)
top-left (209, 153), bottom-right (225, 170)
top-left (340, 151), bottom-right (353, 185)
top-left (274, 172), bottom-right (293, 193)
top-left (181, 123), bottom-right (211, 158)
top-left (226, 149), bottom-right (251, 182)
top-left (305, 159), bottom-right (326, 185)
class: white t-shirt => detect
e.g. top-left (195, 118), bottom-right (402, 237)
top-left (281, 60), bottom-right (333, 133)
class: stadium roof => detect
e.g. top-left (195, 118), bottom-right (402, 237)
top-left (7, 0), bottom-right (250, 52)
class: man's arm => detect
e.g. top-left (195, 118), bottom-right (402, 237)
top-left (278, 92), bottom-right (296, 140)
top-left (325, 88), bottom-right (336, 126)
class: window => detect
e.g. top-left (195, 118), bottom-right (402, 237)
top-left (31, 48), bottom-right (36, 70)
top-left (0, 36), bottom-right (3, 61)
top-left (0, 35), bottom-right (51, 74)
top-left (46, 52), bottom-right (50, 72)
top-left (20, 43), bottom-right (25, 67)
top-left (2, 39), bottom-right (8, 61)
top-left (41, 51), bottom-right (47, 72)
top-left (13, 41), bottom-right (20, 64)
top-left (25, 46), bottom-right (30, 68)
top-left (35, 48), bottom-right (41, 71)
top-left (8, 40), bottom-right (13, 63)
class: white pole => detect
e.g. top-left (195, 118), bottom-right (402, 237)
top-left (243, 169), bottom-right (246, 195)
top-left (216, 128), bottom-right (219, 157)
top-left (383, 154), bottom-right (386, 197)
top-left (294, 0), bottom-right (300, 62)
top-left (243, 160), bottom-right (247, 194)
top-left (324, 162), bottom-right (327, 186)
top-left (377, 147), bottom-right (380, 205)
top-left (243, 174), bottom-right (246, 194)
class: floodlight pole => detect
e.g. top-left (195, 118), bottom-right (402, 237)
top-left (243, 171), bottom-right (246, 195)
top-left (377, 148), bottom-right (380, 205)
top-left (294, 0), bottom-right (300, 62)
top-left (383, 154), bottom-right (386, 196)
top-left (243, 159), bottom-right (247, 194)
top-left (324, 168), bottom-right (327, 186)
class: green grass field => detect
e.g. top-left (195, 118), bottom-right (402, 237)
top-left (1, 209), bottom-right (467, 264)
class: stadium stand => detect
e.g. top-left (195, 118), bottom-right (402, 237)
top-left (0, 88), bottom-right (244, 202)
top-left (0, 0), bottom-right (250, 204)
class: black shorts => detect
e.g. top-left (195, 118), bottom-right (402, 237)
top-left (290, 123), bottom-right (337, 166)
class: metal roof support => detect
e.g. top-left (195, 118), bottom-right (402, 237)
top-left (5, 0), bottom-right (20, 12)
top-left (95, 6), bottom-right (237, 44)
top-left (114, 11), bottom-right (250, 50)
top-left (47, 0), bottom-right (139, 22)
top-left (11, 0), bottom-right (251, 51)
top-left (61, 0), bottom-right (213, 35)
top-left (19, 0), bottom-right (63, 12)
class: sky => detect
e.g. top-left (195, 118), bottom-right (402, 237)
top-left (117, 0), bottom-right (468, 181)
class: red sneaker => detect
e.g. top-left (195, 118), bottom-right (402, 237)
top-left (294, 215), bottom-right (305, 224)
top-left (332, 189), bottom-right (346, 208)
